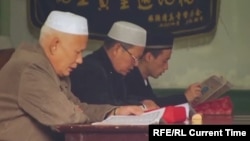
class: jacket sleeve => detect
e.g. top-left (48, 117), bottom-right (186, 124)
top-left (124, 69), bottom-right (157, 103)
top-left (125, 68), bottom-right (188, 107)
top-left (18, 63), bottom-right (108, 126)
top-left (66, 88), bottom-right (115, 123)
top-left (70, 60), bottom-right (116, 105)
top-left (78, 102), bottom-right (115, 122)
top-left (155, 93), bottom-right (188, 107)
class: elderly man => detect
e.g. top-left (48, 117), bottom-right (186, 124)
top-left (124, 32), bottom-right (202, 110)
top-left (70, 21), bottom-right (147, 106)
top-left (0, 11), bottom-right (143, 141)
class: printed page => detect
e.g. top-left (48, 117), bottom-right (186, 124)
top-left (92, 107), bottom-right (165, 125)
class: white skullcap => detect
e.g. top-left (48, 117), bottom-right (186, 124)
top-left (108, 21), bottom-right (146, 47)
top-left (44, 10), bottom-right (88, 35)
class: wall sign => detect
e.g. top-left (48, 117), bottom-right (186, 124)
top-left (28, 0), bottom-right (219, 41)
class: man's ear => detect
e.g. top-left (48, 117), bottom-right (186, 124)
top-left (49, 37), bottom-right (60, 55)
top-left (112, 43), bottom-right (122, 55)
top-left (144, 52), bottom-right (153, 62)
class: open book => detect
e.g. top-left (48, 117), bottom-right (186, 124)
top-left (191, 75), bottom-right (233, 107)
top-left (92, 108), bottom-right (165, 125)
top-left (92, 103), bottom-right (189, 125)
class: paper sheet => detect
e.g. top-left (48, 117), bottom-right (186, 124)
top-left (92, 108), bottom-right (165, 125)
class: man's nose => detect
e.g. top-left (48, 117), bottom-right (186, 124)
top-left (76, 55), bottom-right (83, 64)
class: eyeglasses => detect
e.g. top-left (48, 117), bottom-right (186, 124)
top-left (120, 44), bottom-right (139, 65)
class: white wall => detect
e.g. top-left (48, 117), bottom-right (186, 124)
top-left (0, 36), bottom-right (12, 49)
top-left (153, 0), bottom-right (250, 90)
top-left (6, 0), bottom-right (250, 90)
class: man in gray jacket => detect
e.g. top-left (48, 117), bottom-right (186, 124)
top-left (0, 10), bottom-right (143, 141)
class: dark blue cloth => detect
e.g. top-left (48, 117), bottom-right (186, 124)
top-left (124, 67), bottom-right (188, 107)
top-left (70, 47), bottom-right (141, 106)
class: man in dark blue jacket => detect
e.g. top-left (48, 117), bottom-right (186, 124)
top-left (124, 32), bottom-right (202, 110)
top-left (70, 21), bottom-right (147, 106)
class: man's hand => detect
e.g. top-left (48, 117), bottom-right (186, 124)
top-left (114, 105), bottom-right (144, 116)
top-left (185, 82), bottom-right (202, 102)
top-left (141, 99), bottom-right (160, 111)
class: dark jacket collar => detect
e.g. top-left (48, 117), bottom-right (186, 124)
top-left (88, 47), bottom-right (123, 78)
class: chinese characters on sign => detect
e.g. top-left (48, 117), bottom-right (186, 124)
top-left (28, 0), bottom-right (219, 41)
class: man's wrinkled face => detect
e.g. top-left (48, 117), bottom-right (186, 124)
top-left (52, 35), bottom-right (88, 77)
top-left (113, 44), bottom-right (144, 76)
top-left (147, 49), bottom-right (172, 78)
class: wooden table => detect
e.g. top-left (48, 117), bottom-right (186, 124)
top-left (55, 115), bottom-right (250, 141)
top-left (56, 124), bottom-right (148, 141)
